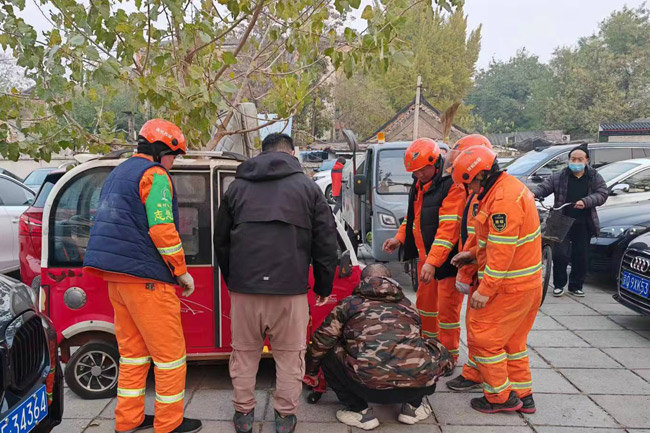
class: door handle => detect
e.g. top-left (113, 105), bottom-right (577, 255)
top-left (12, 218), bottom-right (19, 224)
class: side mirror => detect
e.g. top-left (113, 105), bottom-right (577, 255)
top-left (610, 183), bottom-right (630, 195)
top-left (354, 174), bottom-right (367, 195)
top-left (530, 167), bottom-right (552, 184)
top-left (530, 175), bottom-right (544, 184)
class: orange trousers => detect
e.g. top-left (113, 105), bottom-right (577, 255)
top-left (467, 287), bottom-right (541, 404)
top-left (109, 282), bottom-right (187, 433)
top-left (462, 284), bottom-right (482, 383)
top-left (416, 261), bottom-right (464, 359)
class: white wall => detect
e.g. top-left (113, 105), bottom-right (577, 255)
top-left (0, 158), bottom-right (74, 179)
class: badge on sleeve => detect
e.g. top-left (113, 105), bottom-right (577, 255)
top-left (491, 213), bottom-right (507, 232)
top-left (472, 203), bottom-right (479, 217)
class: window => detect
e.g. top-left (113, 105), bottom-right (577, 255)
top-left (597, 161), bottom-right (642, 184)
top-left (541, 153), bottom-right (570, 173)
top-left (592, 148), bottom-right (633, 168)
top-left (376, 149), bottom-right (411, 194)
top-left (505, 150), bottom-right (554, 176)
top-left (631, 148), bottom-right (650, 158)
top-left (0, 178), bottom-right (34, 206)
top-left (623, 169), bottom-right (650, 194)
top-left (172, 172), bottom-right (211, 265)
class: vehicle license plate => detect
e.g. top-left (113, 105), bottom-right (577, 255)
top-left (0, 385), bottom-right (48, 433)
top-left (621, 271), bottom-right (650, 299)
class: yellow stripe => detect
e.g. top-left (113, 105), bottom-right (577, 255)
top-left (487, 234), bottom-right (518, 245)
top-left (507, 350), bottom-right (529, 361)
top-left (120, 356), bottom-right (151, 366)
top-left (478, 239), bottom-right (486, 248)
top-left (484, 262), bottom-right (542, 279)
top-left (157, 242), bottom-right (183, 256)
top-left (433, 239), bottom-right (454, 249)
top-left (439, 215), bottom-right (461, 222)
top-left (516, 227), bottom-right (541, 246)
top-left (484, 379), bottom-right (511, 394)
top-left (156, 390), bottom-right (185, 404)
top-left (422, 330), bottom-right (439, 338)
top-left (118, 388), bottom-right (146, 398)
top-left (511, 381), bottom-right (533, 390)
top-left (419, 309), bottom-right (439, 317)
top-left (154, 355), bottom-right (186, 370)
top-left (474, 352), bottom-right (507, 365)
top-left (439, 322), bottom-right (461, 329)
top-left (449, 349), bottom-right (460, 355)
top-left (467, 358), bottom-right (478, 369)
top-left (467, 226), bottom-right (476, 234)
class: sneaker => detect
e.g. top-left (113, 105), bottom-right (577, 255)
top-left (470, 391), bottom-right (523, 414)
top-left (274, 410), bottom-right (297, 433)
top-left (115, 414), bottom-right (154, 433)
top-left (170, 418), bottom-right (202, 433)
top-left (336, 407), bottom-right (380, 430)
top-left (398, 400), bottom-right (432, 425)
top-left (233, 410), bottom-right (254, 433)
top-left (569, 289), bottom-right (585, 297)
top-left (518, 394), bottom-right (536, 414)
top-left (553, 286), bottom-right (565, 297)
top-left (446, 374), bottom-right (482, 392)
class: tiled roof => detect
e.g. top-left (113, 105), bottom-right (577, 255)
top-left (600, 122), bottom-right (650, 132)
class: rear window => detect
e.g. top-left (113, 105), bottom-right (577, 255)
top-left (33, 174), bottom-right (64, 208)
top-left (24, 169), bottom-right (54, 185)
top-left (504, 150), bottom-right (555, 176)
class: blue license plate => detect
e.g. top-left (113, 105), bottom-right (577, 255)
top-left (621, 271), bottom-right (650, 299)
top-left (0, 385), bottom-right (48, 433)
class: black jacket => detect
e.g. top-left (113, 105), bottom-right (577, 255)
top-left (214, 151), bottom-right (337, 297)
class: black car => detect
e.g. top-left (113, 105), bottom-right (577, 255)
top-left (0, 274), bottom-right (63, 433)
top-left (588, 200), bottom-right (650, 278)
top-left (616, 231), bottom-right (650, 315)
top-left (505, 142), bottom-right (650, 188)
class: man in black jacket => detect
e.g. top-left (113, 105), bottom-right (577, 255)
top-left (215, 133), bottom-right (337, 433)
top-left (533, 144), bottom-right (608, 297)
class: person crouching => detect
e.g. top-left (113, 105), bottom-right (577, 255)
top-left (304, 264), bottom-right (454, 430)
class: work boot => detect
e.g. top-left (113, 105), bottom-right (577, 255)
top-left (115, 414), bottom-right (154, 433)
top-left (336, 407), bottom-right (380, 430)
top-left (170, 418), bottom-right (202, 433)
top-left (274, 410), bottom-right (297, 433)
top-left (233, 410), bottom-right (254, 433)
top-left (470, 391), bottom-right (523, 414)
top-left (446, 374), bottom-right (482, 392)
top-left (518, 394), bottom-right (536, 414)
top-left (397, 399), bottom-right (432, 425)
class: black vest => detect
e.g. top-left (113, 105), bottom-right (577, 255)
top-left (402, 170), bottom-right (458, 280)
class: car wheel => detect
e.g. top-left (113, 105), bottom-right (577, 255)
top-left (65, 340), bottom-right (120, 400)
top-left (325, 185), bottom-right (335, 204)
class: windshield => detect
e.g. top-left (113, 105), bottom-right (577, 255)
top-left (597, 161), bottom-right (642, 184)
top-left (318, 160), bottom-right (336, 171)
top-left (24, 168), bottom-right (54, 186)
top-left (505, 150), bottom-right (554, 176)
top-left (376, 149), bottom-right (411, 194)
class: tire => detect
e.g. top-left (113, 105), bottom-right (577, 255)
top-left (307, 392), bottom-right (322, 404)
top-left (541, 244), bottom-right (553, 305)
top-left (325, 185), bottom-right (335, 205)
top-left (65, 340), bottom-right (120, 400)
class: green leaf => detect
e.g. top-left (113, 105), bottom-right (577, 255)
top-left (391, 50), bottom-right (413, 68)
top-left (222, 51), bottom-right (237, 65)
top-left (218, 80), bottom-right (238, 94)
top-left (349, 0), bottom-right (361, 9)
top-left (69, 34), bottom-right (85, 47)
top-left (361, 5), bottom-right (373, 20)
top-left (344, 27), bottom-right (356, 43)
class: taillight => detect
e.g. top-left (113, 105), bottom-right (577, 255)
top-left (19, 210), bottom-right (43, 237)
top-left (18, 214), bottom-right (31, 236)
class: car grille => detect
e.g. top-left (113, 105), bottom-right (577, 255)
top-left (10, 316), bottom-right (47, 391)
top-left (619, 249), bottom-right (650, 312)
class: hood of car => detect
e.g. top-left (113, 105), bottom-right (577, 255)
top-left (597, 201), bottom-right (650, 228)
top-left (0, 275), bottom-right (36, 343)
top-left (628, 230), bottom-right (650, 250)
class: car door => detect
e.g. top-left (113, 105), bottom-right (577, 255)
top-left (608, 168), bottom-right (650, 206)
top-left (0, 177), bottom-right (35, 272)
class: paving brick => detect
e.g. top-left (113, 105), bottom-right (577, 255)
top-left (527, 330), bottom-right (590, 348)
top-left (608, 315), bottom-right (650, 330)
top-left (430, 392), bottom-right (526, 426)
top-left (51, 418), bottom-right (92, 433)
top-left (603, 348), bottom-right (650, 369)
top-left (264, 390), bottom-right (341, 423)
top-left (634, 369), bottom-right (650, 382)
top-left (528, 348), bottom-right (552, 368)
top-left (440, 427), bottom-right (533, 433)
top-left (535, 348), bottom-right (621, 369)
top-left (81, 419), bottom-right (118, 433)
top-left (575, 330), bottom-right (650, 348)
top-left (576, 294), bottom-right (621, 305)
top-left (351, 425), bottom-right (442, 433)
top-left (589, 303), bottom-right (641, 316)
top-left (540, 303), bottom-right (599, 316)
top-left (262, 421), bottom-right (350, 433)
top-left (533, 315), bottom-right (566, 330)
top-left (636, 330), bottom-right (650, 341)
top-left (553, 315), bottom-right (624, 331)
top-left (592, 395), bottom-right (650, 429)
top-left (62, 390), bottom-right (113, 419)
top-left (184, 389), bottom-right (268, 421)
top-left (560, 368), bottom-right (650, 394)
top-left (534, 428), bottom-right (626, 433)
top-left (530, 368), bottom-right (579, 394)
top-left (521, 394), bottom-right (618, 427)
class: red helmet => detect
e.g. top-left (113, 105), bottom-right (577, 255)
top-left (451, 146), bottom-right (497, 185)
top-left (444, 134), bottom-right (493, 176)
top-left (138, 119), bottom-right (187, 155)
top-left (404, 138), bottom-right (441, 173)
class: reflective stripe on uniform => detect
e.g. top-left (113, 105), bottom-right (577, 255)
top-left (422, 330), bottom-right (439, 338)
top-left (449, 348), bottom-right (460, 355)
top-left (507, 350), bottom-right (529, 361)
top-left (154, 355), bottom-right (186, 370)
top-left (432, 239), bottom-right (454, 250)
top-left (467, 358), bottom-right (478, 369)
top-left (516, 227), bottom-right (541, 246)
top-left (467, 226), bottom-right (476, 234)
top-left (155, 390), bottom-right (185, 404)
top-left (157, 243), bottom-right (183, 256)
top-left (439, 321), bottom-right (461, 330)
top-left (474, 352), bottom-right (507, 365)
top-left (487, 234), bottom-right (518, 245)
top-left (484, 262), bottom-right (542, 279)
top-left (478, 271), bottom-right (484, 280)
top-left (419, 309), bottom-right (439, 317)
top-left (511, 381), bottom-right (533, 390)
top-left (478, 239), bottom-right (486, 248)
top-left (483, 379), bottom-right (511, 394)
top-left (118, 388), bottom-right (146, 398)
top-left (439, 214), bottom-right (461, 222)
top-left (120, 356), bottom-right (152, 366)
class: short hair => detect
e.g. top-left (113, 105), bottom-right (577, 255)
top-left (337, 157), bottom-right (346, 164)
top-left (262, 133), bottom-right (294, 152)
top-left (569, 144), bottom-right (589, 160)
top-left (361, 263), bottom-right (392, 279)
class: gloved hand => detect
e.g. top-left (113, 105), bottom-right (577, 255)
top-left (455, 280), bottom-right (470, 295)
top-left (303, 374), bottom-right (319, 387)
top-left (177, 273), bottom-right (195, 297)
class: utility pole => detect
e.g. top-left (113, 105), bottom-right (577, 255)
top-left (413, 75), bottom-right (422, 140)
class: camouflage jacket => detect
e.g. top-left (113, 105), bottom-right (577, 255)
top-left (306, 277), bottom-right (455, 389)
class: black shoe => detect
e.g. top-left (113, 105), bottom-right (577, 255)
top-left (470, 391), bottom-right (523, 414)
top-left (569, 289), bottom-right (585, 297)
top-left (170, 418), bottom-right (202, 433)
top-left (553, 286), bottom-right (565, 297)
top-left (275, 410), bottom-right (297, 433)
top-left (115, 415), bottom-right (155, 433)
top-left (233, 410), bottom-right (254, 433)
top-left (446, 374), bottom-right (482, 392)
top-left (518, 394), bottom-right (536, 414)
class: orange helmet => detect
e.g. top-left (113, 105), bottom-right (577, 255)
top-left (451, 145), bottom-right (497, 185)
top-left (444, 134), bottom-right (493, 176)
top-left (404, 138), bottom-right (441, 173)
top-left (138, 119), bottom-right (187, 155)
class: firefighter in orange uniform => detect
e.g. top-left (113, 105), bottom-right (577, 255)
top-left (84, 120), bottom-right (202, 433)
top-left (450, 145), bottom-right (542, 414)
top-left (382, 138), bottom-right (466, 362)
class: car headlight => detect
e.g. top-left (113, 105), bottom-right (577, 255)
top-left (379, 212), bottom-right (398, 228)
top-left (599, 225), bottom-right (645, 239)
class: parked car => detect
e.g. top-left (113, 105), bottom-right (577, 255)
top-left (616, 231), bottom-right (650, 315)
top-left (0, 273), bottom-right (64, 432)
top-left (313, 159), bottom-right (337, 204)
top-left (588, 201), bottom-right (650, 278)
top-left (0, 167), bottom-right (22, 182)
top-left (22, 168), bottom-right (57, 193)
top-left (505, 142), bottom-right (650, 188)
top-left (0, 174), bottom-right (35, 275)
top-left (19, 170), bottom-right (67, 288)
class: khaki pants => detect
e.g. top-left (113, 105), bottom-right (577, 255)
top-left (229, 292), bottom-right (309, 416)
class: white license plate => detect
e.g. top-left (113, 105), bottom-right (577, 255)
top-left (0, 385), bottom-right (48, 433)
